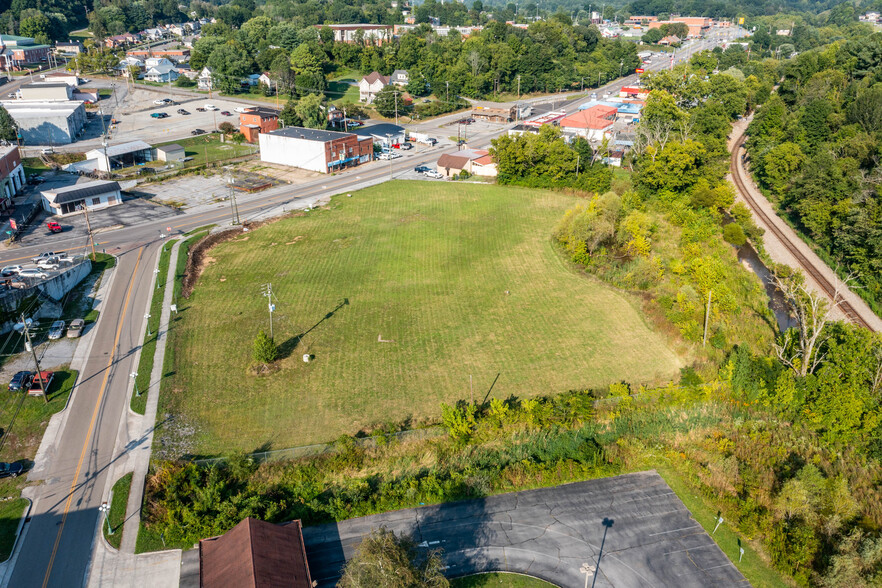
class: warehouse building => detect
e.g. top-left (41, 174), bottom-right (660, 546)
top-left (85, 140), bottom-right (154, 172)
top-left (18, 82), bottom-right (73, 101)
top-left (0, 100), bottom-right (86, 145)
top-left (258, 127), bottom-right (373, 174)
top-left (41, 180), bottom-right (122, 215)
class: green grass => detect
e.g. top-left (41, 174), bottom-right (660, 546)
top-left (162, 182), bottom-right (681, 453)
top-left (98, 88), bottom-right (113, 97)
top-left (22, 157), bottom-right (49, 176)
top-left (0, 368), bottom-right (78, 463)
top-left (328, 80), bottom-right (360, 104)
top-left (131, 242), bottom-right (176, 415)
top-left (153, 134), bottom-right (256, 169)
top-left (0, 494), bottom-right (27, 562)
top-left (103, 472), bottom-right (132, 549)
top-left (450, 573), bottom-right (556, 587)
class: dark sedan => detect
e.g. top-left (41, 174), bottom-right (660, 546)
top-left (0, 462), bottom-right (23, 478)
top-left (8, 371), bottom-right (32, 391)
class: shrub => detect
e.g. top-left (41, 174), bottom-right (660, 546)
top-left (723, 223), bottom-right (747, 246)
top-left (252, 330), bottom-right (278, 363)
top-left (218, 121), bottom-right (236, 135)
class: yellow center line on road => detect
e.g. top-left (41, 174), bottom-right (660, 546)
top-left (2, 243), bottom-right (110, 264)
top-left (41, 246), bottom-right (144, 588)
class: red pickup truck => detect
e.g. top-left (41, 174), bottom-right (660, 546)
top-left (27, 371), bottom-right (53, 396)
top-left (46, 221), bottom-right (62, 233)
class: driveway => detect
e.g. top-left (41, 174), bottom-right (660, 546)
top-left (302, 470), bottom-right (747, 587)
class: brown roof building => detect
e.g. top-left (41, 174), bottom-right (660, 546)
top-left (199, 518), bottom-right (313, 588)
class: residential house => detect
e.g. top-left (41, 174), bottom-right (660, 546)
top-left (117, 56), bottom-right (144, 76)
top-left (314, 24), bottom-right (393, 45)
top-left (658, 35), bottom-right (681, 45)
top-left (144, 57), bottom-right (173, 68)
top-left (391, 69), bottom-right (409, 86)
top-left (144, 63), bottom-right (179, 83)
top-left (142, 28), bottom-right (166, 41)
top-left (54, 40), bottom-right (83, 55)
top-left (435, 149), bottom-right (497, 178)
top-left (198, 66), bottom-right (214, 91)
top-left (241, 73), bottom-right (261, 87)
top-left (105, 32), bottom-right (142, 48)
top-left (359, 71), bottom-right (389, 104)
top-left (258, 72), bottom-right (276, 90)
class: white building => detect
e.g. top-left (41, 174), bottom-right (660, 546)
top-left (359, 71), bottom-right (389, 103)
top-left (198, 66), bottom-right (214, 90)
top-left (1, 100), bottom-right (86, 145)
top-left (144, 63), bottom-right (179, 83)
top-left (85, 140), bottom-right (154, 172)
top-left (390, 69), bottom-right (409, 86)
top-left (258, 127), bottom-right (373, 174)
top-left (38, 72), bottom-right (80, 86)
top-left (18, 83), bottom-right (72, 101)
top-left (41, 180), bottom-right (122, 215)
top-left (144, 57), bottom-right (173, 68)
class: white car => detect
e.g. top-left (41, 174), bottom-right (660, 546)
top-left (32, 252), bottom-right (58, 263)
top-left (204, 104), bottom-right (219, 111)
top-left (233, 106), bottom-right (251, 113)
top-left (425, 170), bottom-right (444, 179)
top-left (36, 258), bottom-right (60, 270)
top-left (376, 152), bottom-right (392, 160)
top-left (18, 269), bottom-right (48, 279)
top-left (153, 98), bottom-right (170, 105)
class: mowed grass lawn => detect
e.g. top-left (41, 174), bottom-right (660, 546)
top-left (168, 182), bottom-right (681, 452)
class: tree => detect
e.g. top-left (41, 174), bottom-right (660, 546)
top-left (761, 142), bottom-right (804, 199)
top-left (252, 330), bottom-right (278, 364)
top-left (218, 121), bottom-right (236, 135)
top-left (0, 106), bottom-right (18, 142)
top-left (279, 98), bottom-right (302, 127)
top-left (295, 93), bottom-right (326, 129)
top-left (338, 527), bottom-right (449, 588)
top-left (642, 28), bottom-right (663, 44)
top-left (374, 85), bottom-right (402, 119)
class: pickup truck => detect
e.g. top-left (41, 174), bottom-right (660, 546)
top-left (27, 371), bottom-right (53, 396)
top-left (32, 252), bottom-right (58, 263)
top-left (46, 221), bottom-right (62, 233)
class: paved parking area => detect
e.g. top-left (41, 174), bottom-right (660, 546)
top-left (303, 470), bottom-right (747, 587)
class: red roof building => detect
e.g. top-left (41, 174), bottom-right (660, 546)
top-left (560, 105), bottom-right (617, 140)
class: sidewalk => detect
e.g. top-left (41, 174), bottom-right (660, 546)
top-left (728, 118), bottom-right (882, 331)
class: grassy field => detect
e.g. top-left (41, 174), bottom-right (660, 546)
top-left (451, 574), bottom-right (555, 587)
top-left (161, 182), bottom-right (682, 453)
top-left (0, 492), bottom-right (27, 562)
top-left (153, 134), bottom-right (256, 169)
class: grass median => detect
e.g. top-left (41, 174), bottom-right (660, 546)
top-left (103, 472), bottom-right (132, 550)
top-left (131, 242), bottom-right (177, 415)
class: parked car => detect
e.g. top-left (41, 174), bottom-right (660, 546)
top-left (590, 92), bottom-right (598, 99)
top-left (66, 318), bottom-right (84, 338)
top-left (425, 170), bottom-right (444, 179)
top-left (191, 129), bottom-right (206, 136)
top-left (48, 320), bottom-right (65, 340)
top-left (40, 147), bottom-right (54, 155)
top-left (177, 109), bottom-right (190, 115)
top-left (234, 106), bottom-right (250, 113)
top-left (394, 143), bottom-right (413, 150)
top-left (28, 371), bottom-right (53, 396)
top-left (414, 165), bottom-right (431, 174)
top-left (376, 152), bottom-right (391, 160)
top-left (220, 111), bottom-right (232, 116)
top-left (204, 104), bottom-right (219, 111)
top-left (37, 258), bottom-right (60, 270)
top-left (46, 221), bottom-right (62, 233)
top-left (1, 265), bottom-right (22, 277)
top-left (150, 112), bottom-right (169, 119)
top-left (195, 107), bottom-right (206, 112)
top-left (18, 269), bottom-right (48, 279)
top-left (8, 371), bottom-right (32, 391)
top-left (32, 252), bottom-right (58, 263)
top-left (0, 462), bottom-right (23, 478)
top-left (153, 98), bottom-right (170, 105)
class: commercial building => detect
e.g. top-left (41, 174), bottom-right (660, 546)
top-left (648, 17), bottom-right (711, 38)
top-left (55, 41), bottom-right (84, 55)
top-left (156, 144), bottom-right (185, 162)
top-left (38, 72), bottom-right (80, 86)
top-left (85, 140), bottom-right (154, 172)
top-left (18, 83), bottom-right (72, 101)
top-left (353, 123), bottom-right (405, 147)
top-left (239, 107), bottom-right (279, 143)
top-left (0, 145), bottom-right (24, 207)
top-left (523, 110), bottom-right (567, 127)
top-left (471, 105), bottom-right (516, 123)
top-left (314, 24), bottom-right (393, 45)
top-left (0, 36), bottom-right (50, 66)
top-left (258, 127), bottom-right (373, 174)
top-left (199, 518), bottom-right (312, 588)
top-left (559, 105), bottom-right (617, 141)
top-left (41, 180), bottom-right (122, 215)
top-left (0, 100), bottom-right (86, 145)
top-left (126, 48), bottom-right (190, 62)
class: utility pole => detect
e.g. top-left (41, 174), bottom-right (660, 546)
top-left (702, 289), bottom-right (712, 346)
top-left (81, 204), bottom-right (96, 260)
top-left (446, 80), bottom-right (449, 103)
top-left (22, 315), bottom-right (47, 404)
top-left (517, 75), bottom-right (521, 99)
top-left (394, 90), bottom-right (398, 126)
top-left (225, 168), bottom-right (239, 225)
top-left (261, 283), bottom-right (275, 339)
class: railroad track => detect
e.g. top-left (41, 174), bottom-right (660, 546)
top-left (729, 132), bottom-right (874, 331)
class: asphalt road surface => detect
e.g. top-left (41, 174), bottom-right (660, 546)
top-left (303, 470), bottom-right (748, 587)
top-left (0, 30), bottom-right (739, 588)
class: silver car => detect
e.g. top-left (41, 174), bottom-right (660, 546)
top-left (18, 269), bottom-right (48, 279)
top-left (48, 320), bottom-right (65, 340)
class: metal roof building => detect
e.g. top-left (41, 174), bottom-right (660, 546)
top-left (85, 140), bottom-right (154, 172)
top-left (41, 180), bottom-right (122, 215)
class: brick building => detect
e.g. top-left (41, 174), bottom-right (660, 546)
top-left (239, 107), bottom-right (280, 143)
top-left (258, 127), bottom-right (373, 173)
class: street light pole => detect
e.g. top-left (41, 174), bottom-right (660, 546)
top-left (131, 371), bottom-right (140, 397)
top-left (99, 502), bottom-right (113, 535)
top-left (145, 313), bottom-right (151, 337)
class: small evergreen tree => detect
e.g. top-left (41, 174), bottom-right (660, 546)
top-left (252, 330), bottom-right (278, 363)
top-left (0, 106), bottom-right (18, 143)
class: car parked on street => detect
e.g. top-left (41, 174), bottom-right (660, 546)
top-left (191, 129), bottom-right (206, 136)
top-left (196, 107), bottom-right (206, 112)
top-left (66, 318), bottom-right (84, 338)
top-left (18, 269), bottom-right (49, 279)
top-left (28, 371), bottom-right (53, 396)
top-left (48, 320), bottom-right (65, 340)
top-left (8, 371), bottom-right (32, 391)
top-left (220, 111), bottom-right (232, 116)
top-left (1, 265), bottom-right (22, 277)
top-left (0, 462), bottom-right (23, 478)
